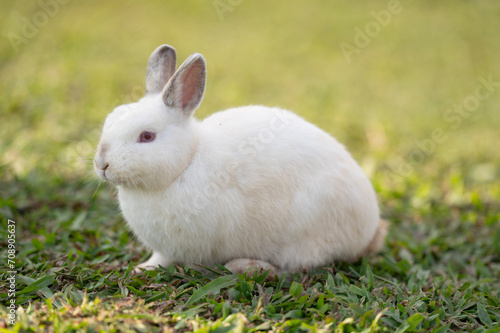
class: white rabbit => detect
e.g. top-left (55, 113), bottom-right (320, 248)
top-left (94, 44), bottom-right (387, 276)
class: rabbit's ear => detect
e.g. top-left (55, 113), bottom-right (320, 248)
top-left (145, 45), bottom-right (177, 95)
top-left (162, 53), bottom-right (206, 117)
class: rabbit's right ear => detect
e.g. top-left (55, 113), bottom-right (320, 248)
top-left (145, 44), bottom-right (177, 95)
top-left (162, 53), bottom-right (206, 117)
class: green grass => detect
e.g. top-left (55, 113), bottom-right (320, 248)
top-left (1, 0), bottom-right (499, 331)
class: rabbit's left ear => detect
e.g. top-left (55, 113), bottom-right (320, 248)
top-left (162, 53), bottom-right (206, 117)
top-left (145, 44), bottom-right (177, 94)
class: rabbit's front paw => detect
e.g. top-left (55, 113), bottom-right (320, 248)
top-left (225, 259), bottom-right (281, 279)
top-left (132, 251), bottom-right (171, 274)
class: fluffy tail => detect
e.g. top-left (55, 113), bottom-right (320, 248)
top-left (364, 219), bottom-right (389, 255)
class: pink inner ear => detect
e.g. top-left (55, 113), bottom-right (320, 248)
top-left (180, 61), bottom-right (203, 110)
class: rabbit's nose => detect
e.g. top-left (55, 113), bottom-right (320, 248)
top-left (94, 143), bottom-right (110, 170)
top-left (94, 158), bottom-right (109, 171)
top-left (94, 158), bottom-right (110, 180)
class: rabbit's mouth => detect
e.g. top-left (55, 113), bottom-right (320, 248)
top-left (94, 167), bottom-right (151, 189)
top-left (95, 167), bottom-right (128, 186)
top-left (101, 168), bottom-right (109, 181)
top-left (94, 160), bottom-right (114, 183)
top-left (94, 167), bottom-right (109, 182)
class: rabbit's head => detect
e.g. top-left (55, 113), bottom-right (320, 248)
top-left (94, 45), bottom-right (206, 190)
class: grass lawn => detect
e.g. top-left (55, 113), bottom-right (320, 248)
top-left (1, 0), bottom-right (499, 332)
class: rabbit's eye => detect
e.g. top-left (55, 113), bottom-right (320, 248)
top-left (139, 131), bottom-right (156, 143)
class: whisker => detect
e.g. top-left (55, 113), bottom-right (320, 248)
top-left (91, 180), bottom-right (103, 203)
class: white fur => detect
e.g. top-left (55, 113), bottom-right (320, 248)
top-left (94, 45), bottom-right (380, 273)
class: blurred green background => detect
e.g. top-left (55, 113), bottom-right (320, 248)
top-left (1, 0), bottom-right (499, 200)
top-left (1, 3), bottom-right (499, 329)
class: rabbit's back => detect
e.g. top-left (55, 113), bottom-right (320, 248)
top-left (184, 106), bottom-right (380, 269)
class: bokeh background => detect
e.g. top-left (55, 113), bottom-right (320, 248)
top-left (1, 2), bottom-right (500, 330)
top-left (1, 1), bottom-right (499, 227)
